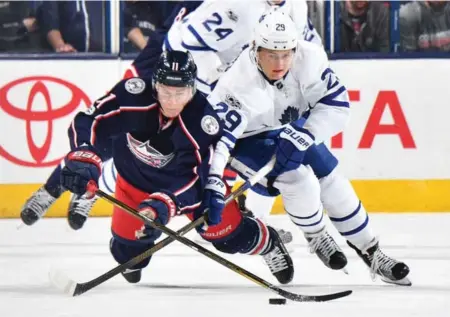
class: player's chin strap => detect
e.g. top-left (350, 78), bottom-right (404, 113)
top-left (49, 156), bottom-right (276, 297)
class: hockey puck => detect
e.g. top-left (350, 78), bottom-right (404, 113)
top-left (269, 298), bottom-right (287, 305)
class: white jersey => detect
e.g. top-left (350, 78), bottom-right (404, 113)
top-left (165, 0), bottom-right (321, 93)
top-left (207, 41), bottom-right (350, 176)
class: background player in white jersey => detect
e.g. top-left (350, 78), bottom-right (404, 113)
top-left (206, 9), bottom-right (411, 286)
top-left (165, 0), bottom-right (321, 94)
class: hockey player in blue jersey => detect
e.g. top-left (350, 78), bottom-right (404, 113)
top-left (20, 1), bottom-right (297, 242)
top-left (20, 1), bottom-right (202, 230)
top-left (57, 50), bottom-right (294, 284)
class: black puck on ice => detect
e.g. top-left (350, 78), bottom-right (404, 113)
top-left (269, 298), bottom-right (287, 305)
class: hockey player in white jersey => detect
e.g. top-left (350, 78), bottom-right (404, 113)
top-left (164, 0), bottom-right (321, 233)
top-left (205, 9), bottom-right (411, 286)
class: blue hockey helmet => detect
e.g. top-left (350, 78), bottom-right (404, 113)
top-left (152, 50), bottom-right (197, 90)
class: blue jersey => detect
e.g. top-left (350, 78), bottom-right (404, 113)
top-left (68, 76), bottom-right (224, 212)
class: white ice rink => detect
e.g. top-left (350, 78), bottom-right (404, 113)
top-left (1, 213), bottom-right (449, 317)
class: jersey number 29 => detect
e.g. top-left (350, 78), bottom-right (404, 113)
top-left (213, 102), bottom-right (242, 131)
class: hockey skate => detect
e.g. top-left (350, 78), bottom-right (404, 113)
top-left (121, 268), bottom-right (142, 284)
top-left (67, 194), bottom-right (99, 230)
top-left (347, 239), bottom-right (411, 286)
top-left (20, 186), bottom-right (57, 225)
top-left (306, 228), bottom-right (348, 271)
top-left (262, 226), bottom-right (294, 284)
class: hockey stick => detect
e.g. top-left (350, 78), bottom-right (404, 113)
top-left (50, 157), bottom-right (352, 302)
top-left (49, 156), bottom-right (276, 296)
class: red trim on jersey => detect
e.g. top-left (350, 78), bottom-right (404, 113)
top-left (96, 94), bottom-right (117, 111)
top-left (89, 103), bottom-right (158, 145)
top-left (71, 120), bottom-right (78, 147)
top-left (158, 110), bottom-right (174, 131)
top-left (174, 115), bottom-right (202, 197)
top-left (174, 167), bottom-right (199, 196)
top-left (123, 65), bottom-right (139, 79)
top-left (180, 201), bottom-right (202, 212)
top-left (178, 115), bottom-right (201, 164)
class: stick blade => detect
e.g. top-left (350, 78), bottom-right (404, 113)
top-left (49, 268), bottom-right (77, 296)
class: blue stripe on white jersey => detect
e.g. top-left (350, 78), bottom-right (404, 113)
top-left (220, 130), bottom-right (236, 150)
top-left (317, 68), bottom-right (350, 108)
top-left (181, 25), bottom-right (218, 52)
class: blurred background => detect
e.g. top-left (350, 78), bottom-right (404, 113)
top-left (1, 0), bottom-right (448, 56)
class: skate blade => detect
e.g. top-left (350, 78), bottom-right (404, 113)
top-left (341, 267), bottom-right (349, 275)
top-left (381, 275), bottom-right (412, 286)
top-left (16, 222), bottom-right (26, 230)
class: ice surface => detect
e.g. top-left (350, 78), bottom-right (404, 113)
top-left (1, 213), bottom-right (449, 317)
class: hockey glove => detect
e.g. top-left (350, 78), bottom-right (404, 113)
top-left (135, 192), bottom-right (178, 242)
top-left (271, 122), bottom-right (315, 178)
top-left (198, 175), bottom-right (226, 229)
top-left (61, 146), bottom-right (102, 195)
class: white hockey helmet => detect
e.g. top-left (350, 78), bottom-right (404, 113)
top-left (253, 9), bottom-right (298, 51)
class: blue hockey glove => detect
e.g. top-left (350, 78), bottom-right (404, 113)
top-left (135, 192), bottom-right (178, 242)
top-left (60, 146), bottom-right (102, 195)
top-left (197, 175), bottom-right (226, 229)
top-left (271, 123), bottom-right (315, 178)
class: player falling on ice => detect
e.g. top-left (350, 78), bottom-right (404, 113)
top-left (205, 9), bottom-right (411, 286)
top-left (56, 50), bottom-right (295, 284)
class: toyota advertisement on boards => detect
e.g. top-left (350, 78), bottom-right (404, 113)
top-left (1, 58), bottom-right (450, 217)
top-left (0, 60), bottom-right (118, 184)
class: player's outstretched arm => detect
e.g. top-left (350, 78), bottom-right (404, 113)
top-left (64, 78), bottom-right (156, 195)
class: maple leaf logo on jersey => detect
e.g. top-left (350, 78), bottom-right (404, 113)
top-left (279, 106), bottom-right (300, 125)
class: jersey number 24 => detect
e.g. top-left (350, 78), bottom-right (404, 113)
top-left (202, 12), bottom-right (233, 41)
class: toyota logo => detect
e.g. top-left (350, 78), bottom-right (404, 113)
top-left (0, 76), bottom-right (91, 167)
